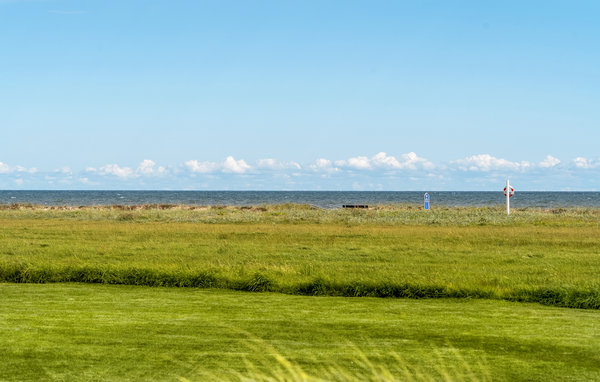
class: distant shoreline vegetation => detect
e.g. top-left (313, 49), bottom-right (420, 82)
top-left (1, 202), bottom-right (599, 225)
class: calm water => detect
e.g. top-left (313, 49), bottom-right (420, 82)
top-left (0, 191), bottom-right (599, 209)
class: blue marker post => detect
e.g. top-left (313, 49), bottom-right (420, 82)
top-left (424, 192), bottom-right (430, 210)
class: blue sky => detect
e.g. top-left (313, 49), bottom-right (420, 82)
top-left (1, 0), bottom-right (599, 190)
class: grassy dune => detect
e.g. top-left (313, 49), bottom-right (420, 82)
top-left (1, 284), bottom-right (599, 381)
top-left (1, 205), bottom-right (599, 308)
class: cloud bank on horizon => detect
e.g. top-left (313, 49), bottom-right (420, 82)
top-left (1, 152), bottom-right (599, 191)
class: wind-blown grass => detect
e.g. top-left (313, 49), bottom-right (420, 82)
top-left (1, 205), bottom-right (599, 308)
top-left (231, 334), bottom-right (492, 382)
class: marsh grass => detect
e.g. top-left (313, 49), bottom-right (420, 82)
top-left (2, 203), bottom-right (600, 227)
top-left (1, 204), bottom-right (599, 309)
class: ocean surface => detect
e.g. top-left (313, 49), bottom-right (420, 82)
top-left (0, 191), bottom-right (599, 209)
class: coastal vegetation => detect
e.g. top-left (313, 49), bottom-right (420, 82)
top-left (1, 204), bottom-right (599, 380)
top-left (2, 202), bottom-right (599, 226)
top-left (1, 204), bottom-right (599, 309)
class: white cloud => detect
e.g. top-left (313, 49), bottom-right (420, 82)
top-left (16, 165), bottom-right (37, 173)
top-left (222, 156), bottom-right (251, 173)
top-left (55, 166), bottom-right (73, 174)
top-left (137, 160), bottom-right (156, 174)
top-left (185, 160), bottom-right (218, 173)
top-left (0, 162), bottom-right (37, 174)
top-left (310, 158), bottom-right (339, 173)
top-left (519, 161), bottom-right (534, 170)
top-left (334, 152), bottom-right (434, 171)
top-left (573, 157), bottom-right (597, 169)
top-left (99, 164), bottom-right (134, 178)
top-left (371, 152), bottom-right (401, 168)
top-left (137, 159), bottom-right (166, 175)
top-left (185, 156), bottom-right (251, 174)
top-left (256, 159), bottom-right (301, 170)
top-left (313, 158), bottom-right (332, 169)
top-left (87, 160), bottom-right (168, 179)
top-left (453, 154), bottom-right (531, 172)
top-left (539, 155), bottom-right (560, 168)
top-left (336, 156), bottom-right (371, 169)
top-left (397, 152), bottom-right (435, 170)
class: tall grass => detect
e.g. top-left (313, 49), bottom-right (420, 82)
top-left (1, 204), bottom-right (599, 309)
top-left (226, 339), bottom-right (491, 382)
top-left (1, 264), bottom-right (598, 309)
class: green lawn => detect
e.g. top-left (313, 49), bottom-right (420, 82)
top-left (1, 205), bottom-right (599, 308)
top-left (1, 283), bottom-right (599, 381)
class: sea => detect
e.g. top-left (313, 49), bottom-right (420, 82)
top-left (0, 191), bottom-right (599, 209)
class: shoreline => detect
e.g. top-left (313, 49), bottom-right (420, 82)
top-left (1, 202), bottom-right (600, 211)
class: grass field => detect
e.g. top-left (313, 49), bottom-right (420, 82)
top-left (1, 205), bottom-right (599, 308)
top-left (1, 283), bottom-right (599, 381)
top-left (1, 204), bottom-right (599, 380)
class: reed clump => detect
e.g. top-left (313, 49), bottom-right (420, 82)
top-left (1, 263), bottom-right (599, 309)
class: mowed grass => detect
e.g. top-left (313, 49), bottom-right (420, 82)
top-left (1, 283), bottom-right (599, 381)
top-left (0, 205), bottom-right (599, 308)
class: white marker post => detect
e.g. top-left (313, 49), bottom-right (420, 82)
top-left (506, 179), bottom-right (510, 215)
